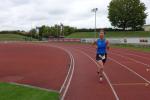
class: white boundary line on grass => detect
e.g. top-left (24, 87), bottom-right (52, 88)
top-left (6, 42), bottom-right (75, 100)
top-left (78, 50), bottom-right (120, 100)
top-left (9, 82), bottom-right (59, 93)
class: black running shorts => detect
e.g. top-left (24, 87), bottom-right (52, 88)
top-left (96, 53), bottom-right (107, 64)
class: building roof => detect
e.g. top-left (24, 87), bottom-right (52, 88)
top-left (144, 25), bottom-right (150, 26)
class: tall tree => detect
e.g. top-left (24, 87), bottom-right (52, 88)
top-left (37, 25), bottom-right (76, 38)
top-left (39, 25), bottom-right (45, 38)
top-left (108, 0), bottom-right (147, 30)
top-left (29, 29), bottom-right (36, 35)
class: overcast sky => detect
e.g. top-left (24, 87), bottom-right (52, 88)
top-left (0, 0), bottom-right (150, 31)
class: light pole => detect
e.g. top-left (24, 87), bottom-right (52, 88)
top-left (91, 8), bottom-right (98, 38)
top-left (36, 27), bottom-right (40, 40)
top-left (60, 23), bottom-right (64, 37)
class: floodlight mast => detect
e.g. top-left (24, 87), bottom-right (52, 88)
top-left (91, 8), bottom-right (98, 38)
top-left (60, 23), bottom-right (64, 37)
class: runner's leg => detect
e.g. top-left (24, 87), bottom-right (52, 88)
top-left (97, 60), bottom-right (104, 82)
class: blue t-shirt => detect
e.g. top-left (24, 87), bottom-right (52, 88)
top-left (96, 39), bottom-right (107, 54)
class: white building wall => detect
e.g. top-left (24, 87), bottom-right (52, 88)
top-left (143, 25), bottom-right (150, 31)
top-left (81, 38), bottom-right (150, 45)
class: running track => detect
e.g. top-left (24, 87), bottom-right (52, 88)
top-left (0, 42), bottom-right (69, 91)
top-left (51, 43), bottom-right (150, 100)
top-left (0, 42), bottom-right (150, 100)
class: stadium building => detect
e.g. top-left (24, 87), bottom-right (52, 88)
top-left (143, 25), bottom-right (150, 31)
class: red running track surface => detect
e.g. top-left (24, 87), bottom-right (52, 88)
top-left (0, 42), bottom-right (69, 91)
top-left (50, 43), bottom-right (150, 100)
top-left (0, 42), bottom-right (150, 100)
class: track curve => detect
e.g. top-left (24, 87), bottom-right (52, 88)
top-left (0, 42), bottom-right (70, 91)
top-left (50, 43), bottom-right (150, 100)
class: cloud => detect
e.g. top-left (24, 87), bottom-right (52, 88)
top-left (0, 0), bottom-right (149, 31)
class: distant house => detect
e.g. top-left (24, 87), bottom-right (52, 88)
top-left (143, 25), bottom-right (150, 31)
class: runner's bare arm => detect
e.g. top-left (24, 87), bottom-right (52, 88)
top-left (106, 40), bottom-right (110, 50)
top-left (92, 41), bottom-right (97, 48)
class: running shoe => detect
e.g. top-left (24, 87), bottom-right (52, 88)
top-left (99, 76), bottom-right (103, 83)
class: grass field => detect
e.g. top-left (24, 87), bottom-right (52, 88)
top-left (111, 44), bottom-right (150, 52)
top-left (0, 34), bottom-right (36, 41)
top-left (66, 31), bottom-right (150, 38)
top-left (62, 41), bottom-right (150, 52)
top-left (0, 83), bottom-right (59, 100)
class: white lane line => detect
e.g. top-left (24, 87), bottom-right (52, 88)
top-left (109, 57), bottom-right (150, 84)
top-left (83, 49), bottom-right (150, 85)
top-left (110, 52), bottom-right (150, 68)
top-left (25, 43), bottom-right (76, 99)
top-left (83, 46), bottom-right (150, 61)
top-left (112, 50), bottom-right (150, 60)
top-left (10, 43), bottom-right (75, 100)
top-left (25, 43), bottom-right (75, 99)
top-left (112, 82), bottom-right (149, 86)
top-left (78, 50), bottom-right (119, 100)
top-left (59, 49), bottom-right (73, 93)
top-left (60, 52), bottom-right (75, 100)
top-left (48, 45), bottom-right (75, 100)
top-left (126, 53), bottom-right (150, 60)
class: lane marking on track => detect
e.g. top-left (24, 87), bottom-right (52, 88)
top-left (20, 43), bottom-right (75, 100)
top-left (82, 46), bottom-right (150, 69)
top-left (82, 48), bottom-right (150, 85)
top-left (60, 52), bottom-right (75, 100)
top-left (112, 82), bottom-right (149, 86)
top-left (109, 57), bottom-right (150, 84)
top-left (110, 52), bottom-right (150, 69)
top-left (59, 49), bottom-right (73, 93)
top-left (47, 45), bottom-right (75, 100)
top-left (3, 43), bottom-right (75, 100)
top-left (77, 50), bottom-right (119, 100)
top-left (125, 53), bottom-right (150, 60)
top-left (113, 51), bottom-right (150, 60)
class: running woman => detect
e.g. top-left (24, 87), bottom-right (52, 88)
top-left (93, 30), bottom-right (110, 82)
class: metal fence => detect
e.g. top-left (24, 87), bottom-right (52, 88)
top-left (49, 38), bottom-right (150, 45)
top-left (81, 38), bottom-right (150, 45)
top-left (49, 38), bottom-right (81, 42)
